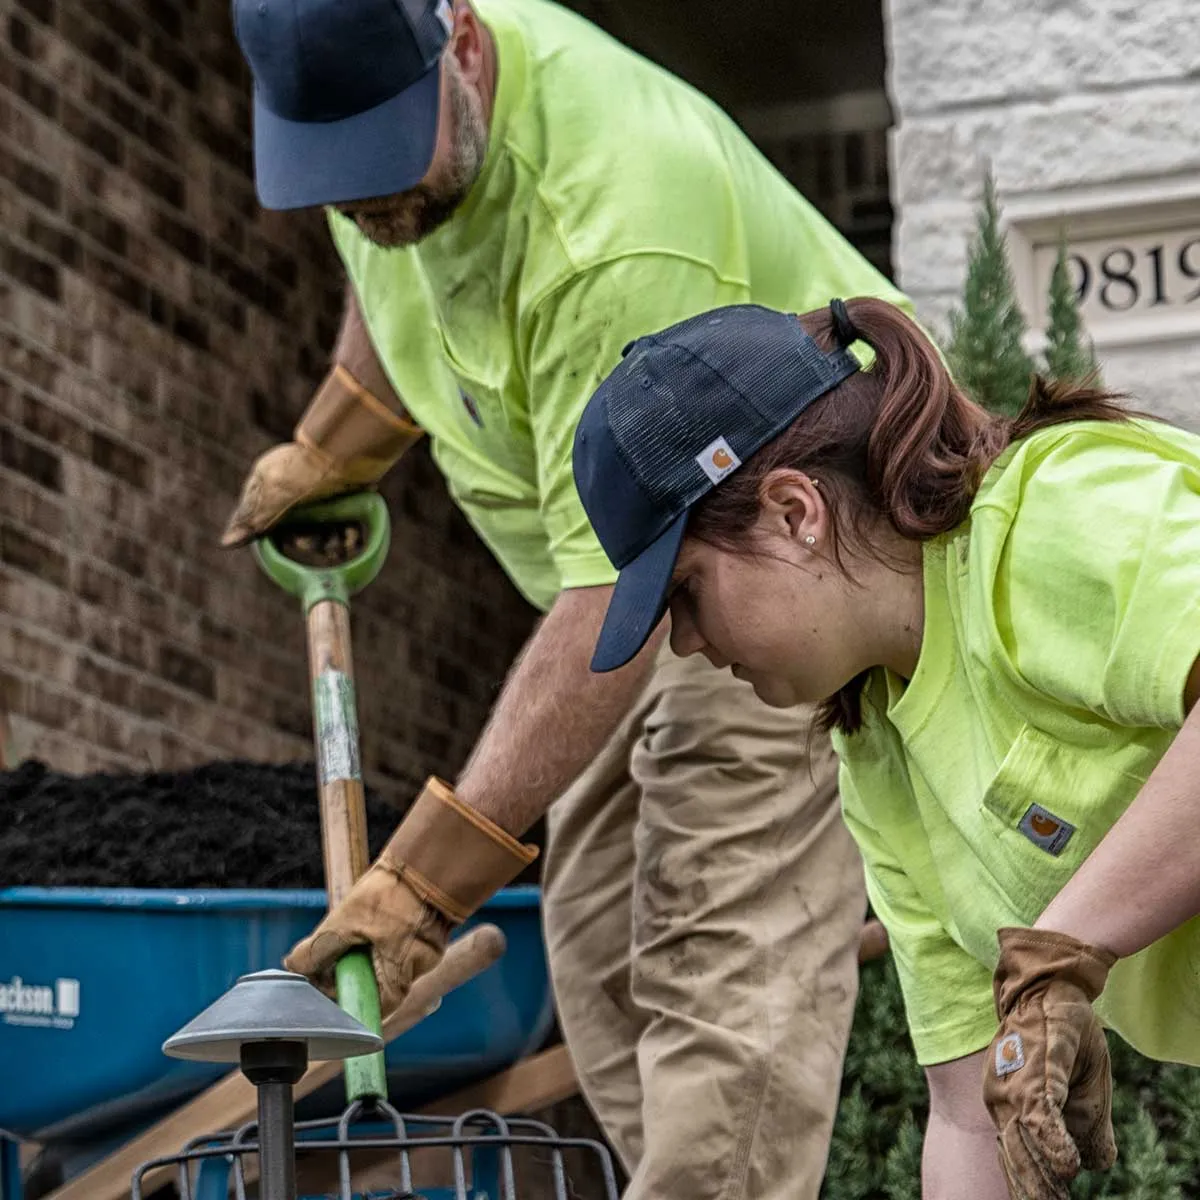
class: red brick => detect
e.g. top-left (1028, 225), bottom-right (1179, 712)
top-left (77, 606), bottom-right (151, 672)
top-left (13, 0), bottom-right (55, 25)
top-left (89, 429), bottom-right (150, 489)
top-left (58, 8), bottom-right (120, 74)
top-left (73, 654), bottom-right (136, 709)
top-left (0, 522), bottom-right (68, 587)
top-left (12, 62), bottom-right (58, 119)
top-left (0, 623), bottom-right (73, 681)
top-left (3, 241), bottom-right (60, 301)
top-left (0, 566), bottom-right (79, 637)
top-left (0, 424), bottom-right (61, 489)
top-left (25, 676), bottom-right (85, 727)
top-left (158, 642), bottom-right (214, 698)
top-left (20, 391), bottom-right (90, 455)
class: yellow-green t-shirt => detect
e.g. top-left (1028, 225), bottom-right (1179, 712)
top-left (835, 419), bottom-right (1200, 1067)
top-left (329, 0), bottom-right (911, 611)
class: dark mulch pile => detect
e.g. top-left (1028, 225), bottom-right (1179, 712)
top-left (0, 760), bottom-right (545, 889)
top-left (0, 759), bottom-right (407, 889)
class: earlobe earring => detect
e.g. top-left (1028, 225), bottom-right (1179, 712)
top-left (804, 535), bottom-right (816, 546)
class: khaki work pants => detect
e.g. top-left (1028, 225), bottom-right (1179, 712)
top-left (542, 646), bottom-right (867, 1200)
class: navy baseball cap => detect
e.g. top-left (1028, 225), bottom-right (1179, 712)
top-left (573, 304), bottom-right (860, 673)
top-left (233, 0), bottom-right (455, 210)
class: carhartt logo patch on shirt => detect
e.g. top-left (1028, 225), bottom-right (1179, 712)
top-left (1018, 803), bottom-right (1075, 856)
top-left (995, 1032), bottom-right (1025, 1076)
top-left (696, 437), bottom-right (740, 484)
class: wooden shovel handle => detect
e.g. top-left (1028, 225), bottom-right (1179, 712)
top-left (385, 923), bottom-right (508, 1037)
top-left (305, 598), bottom-right (369, 904)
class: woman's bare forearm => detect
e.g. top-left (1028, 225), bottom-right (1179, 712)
top-left (1036, 674), bottom-right (1200, 957)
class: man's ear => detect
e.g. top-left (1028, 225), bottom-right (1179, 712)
top-left (449, 2), bottom-right (485, 86)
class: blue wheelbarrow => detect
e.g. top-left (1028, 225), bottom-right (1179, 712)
top-left (1, 494), bottom-right (580, 1199)
top-left (0, 885), bottom-right (555, 1198)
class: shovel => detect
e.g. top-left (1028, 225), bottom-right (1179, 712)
top-left (253, 490), bottom-right (397, 1104)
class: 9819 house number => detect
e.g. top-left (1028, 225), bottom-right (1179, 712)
top-left (1060, 229), bottom-right (1200, 317)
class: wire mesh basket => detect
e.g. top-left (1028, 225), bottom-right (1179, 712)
top-left (131, 1101), bottom-right (621, 1200)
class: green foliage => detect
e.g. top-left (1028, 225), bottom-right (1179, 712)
top-left (1044, 231), bottom-right (1101, 385)
top-left (944, 171), bottom-right (1100, 419)
top-left (945, 170), bottom-right (1035, 417)
top-left (822, 956), bottom-right (929, 1199)
top-left (881, 1115), bottom-right (922, 1200)
top-left (820, 959), bottom-right (1199, 1199)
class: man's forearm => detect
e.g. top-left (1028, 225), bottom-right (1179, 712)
top-left (333, 283), bottom-right (412, 421)
top-left (455, 585), bottom-right (664, 835)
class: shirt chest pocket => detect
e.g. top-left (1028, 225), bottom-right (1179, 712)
top-left (439, 347), bottom-right (504, 431)
top-left (978, 725), bottom-right (1159, 918)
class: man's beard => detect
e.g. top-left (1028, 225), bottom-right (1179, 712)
top-left (343, 69), bottom-right (488, 248)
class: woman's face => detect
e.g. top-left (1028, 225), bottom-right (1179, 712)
top-left (666, 473), bottom-right (889, 707)
top-left (667, 537), bottom-right (852, 708)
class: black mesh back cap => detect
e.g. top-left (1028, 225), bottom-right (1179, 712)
top-left (573, 303), bottom-right (859, 672)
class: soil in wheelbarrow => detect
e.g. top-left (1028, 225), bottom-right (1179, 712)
top-left (0, 758), bottom-right (544, 889)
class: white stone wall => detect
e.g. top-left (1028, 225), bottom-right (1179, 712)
top-left (885, 0), bottom-right (1200, 423)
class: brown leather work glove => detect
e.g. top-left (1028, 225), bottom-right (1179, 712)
top-left (285, 777), bottom-right (537, 1012)
top-left (221, 364), bottom-right (423, 548)
top-left (982, 927), bottom-right (1118, 1200)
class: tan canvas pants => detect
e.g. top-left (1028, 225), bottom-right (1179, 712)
top-left (542, 646), bottom-right (867, 1200)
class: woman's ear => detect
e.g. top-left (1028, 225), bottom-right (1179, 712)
top-left (759, 470), bottom-right (828, 548)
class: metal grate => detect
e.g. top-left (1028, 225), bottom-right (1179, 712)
top-left (131, 1101), bottom-right (621, 1200)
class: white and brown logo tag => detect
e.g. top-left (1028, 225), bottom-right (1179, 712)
top-left (1018, 803), bottom-right (1075, 856)
top-left (696, 436), bottom-right (740, 484)
top-left (995, 1032), bottom-right (1025, 1077)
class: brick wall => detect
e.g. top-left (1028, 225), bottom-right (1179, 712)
top-left (0, 0), bottom-right (536, 790)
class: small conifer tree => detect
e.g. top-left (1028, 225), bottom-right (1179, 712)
top-left (1044, 230), bottom-right (1101, 384)
top-left (945, 169), bottom-right (1035, 416)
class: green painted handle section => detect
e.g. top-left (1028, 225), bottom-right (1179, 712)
top-left (336, 950), bottom-right (388, 1101)
top-left (252, 492), bottom-right (391, 612)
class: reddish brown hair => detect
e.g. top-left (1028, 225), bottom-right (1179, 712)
top-left (687, 297), bottom-right (1133, 735)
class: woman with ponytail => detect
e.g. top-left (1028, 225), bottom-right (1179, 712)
top-left (572, 297), bottom-right (1200, 1199)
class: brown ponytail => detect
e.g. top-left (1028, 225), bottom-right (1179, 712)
top-left (688, 297), bottom-right (1134, 733)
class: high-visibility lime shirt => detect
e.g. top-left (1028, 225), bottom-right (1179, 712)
top-left (329, 0), bottom-right (911, 612)
top-left (834, 419), bottom-right (1200, 1068)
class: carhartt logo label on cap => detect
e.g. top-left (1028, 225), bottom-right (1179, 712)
top-left (435, 0), bottom-right (454, 34)
top-left (1018, 803), bottom-right (1075, 856)
top-left (995, 1032), bottom-right (1025, 1076)
top-left (697, 437), bottom-right (740, 484)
